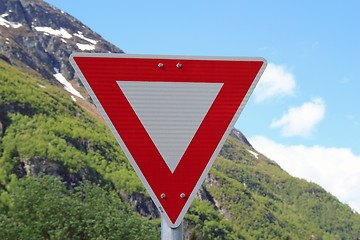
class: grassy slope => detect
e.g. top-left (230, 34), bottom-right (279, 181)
top-left (0, 58), bottom-right (143, 192)
top-left (208, 136), bottom-right (360, 239)
top-left (0, 58), bottom-right (360, 239)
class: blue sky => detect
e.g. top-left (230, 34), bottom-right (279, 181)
top-left (46, 0), bottom-right (360, 212)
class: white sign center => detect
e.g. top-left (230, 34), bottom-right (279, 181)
top-left (117, 81), bottom-right (223, 173)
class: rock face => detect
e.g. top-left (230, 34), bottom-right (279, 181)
top-left (0, 120), bottom-right (3, 136)
top-left (0, 0), bottom-right (123, 85)
top-left (19, 156), bottom-right (104, 187)
top-left (230, 128), bottom-right (252, 147)
top-left (121, 191), bottom-right (160, 220)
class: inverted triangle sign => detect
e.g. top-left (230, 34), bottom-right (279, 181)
top-left (70, 53), bottom-right (267, 228)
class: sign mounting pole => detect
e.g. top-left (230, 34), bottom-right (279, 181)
top-left (70, 53), bottom-right (267, 232)
top-left (161, 215), bottom-right (183, 240)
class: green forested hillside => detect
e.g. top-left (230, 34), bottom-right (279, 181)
top-left (0, 175), bottom-right (158, 240)
top-left (1, 58), bottom-right (360, 239)
top-left (211, 136), bottom-right (360, 239)
top-left (0, 58), bottom-right (160, 239)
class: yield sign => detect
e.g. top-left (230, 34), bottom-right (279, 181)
top-left (70, 53), bottom-right (267, 228)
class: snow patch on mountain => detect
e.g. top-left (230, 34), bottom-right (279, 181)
top-left (54, 68), bottom-right (84, 99)
top-left (247, 149), bottom-right (259, 159)
top-left (34, 26), bottom-right (72, 39)
top-left (0, 13), bottom-right (22, 28)
top-left (76, 43), bottom-right (96, 51)
top-left (74, 32), bottom-right (98, 45)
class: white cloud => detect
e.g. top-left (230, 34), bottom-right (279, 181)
top-left (254, 63), bottom-right (296, 102)
top-left (249, 136), bottom-right (360, 213)
top-left (271, 98), bottom-right (325, 137)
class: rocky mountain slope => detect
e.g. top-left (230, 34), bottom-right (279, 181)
top-left (1, 0), bottom-right (360, 239)
top-left (0, 0), bottom-right (122, 97)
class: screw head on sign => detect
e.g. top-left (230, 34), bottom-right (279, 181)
top-left (158, 63), bottom-right (164, 68)
top-left (180, 193), bottom-right (186, 198)
top-left (176, 63), bottom-right (182, 68)
top-left (161, 193), bottom-right (166, 199)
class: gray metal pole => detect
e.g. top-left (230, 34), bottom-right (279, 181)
top-left (161, 215), bottom-right (183, 240)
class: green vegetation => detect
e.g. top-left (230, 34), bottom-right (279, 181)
top-left (185, 198), bottom-right (245, 240)
top-left (0, 175), bottom-right (159, 240)
top-left (1, 58), bottom-right (360, 239)
top-left (0, 59), bottom-right (144, 194)
top-left (210, 136), bottom-right (360, 239)
top-left (0, 59), bottom-right (153, 239)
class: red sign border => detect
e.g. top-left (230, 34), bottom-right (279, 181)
top-left (70, 53), bottom-right (267, 228)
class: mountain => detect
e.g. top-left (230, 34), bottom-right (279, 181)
top-left (0, 0), bottom-right (122, 101)
top-left (1, 0), bottom-right (360, 239)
